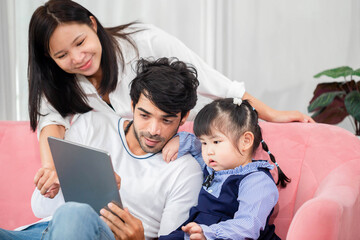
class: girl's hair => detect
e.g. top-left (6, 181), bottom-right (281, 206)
top-left (28, 0), bottom-right (140, 131)
top-left (193, 98), bottom-right (290, 187)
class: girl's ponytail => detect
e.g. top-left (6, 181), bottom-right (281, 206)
top-left (261, 140), bottom-right (290, 187)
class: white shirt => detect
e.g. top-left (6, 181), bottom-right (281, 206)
top-left (31, 112), bottom-right (203, 239)
top-left (38, 23), bottom-right (246, 133)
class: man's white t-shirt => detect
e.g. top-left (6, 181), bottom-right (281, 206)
top-left (31, 111), bottom-right (203, 239)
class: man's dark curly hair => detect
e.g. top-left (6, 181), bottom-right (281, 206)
top-left (130, 57), bottom-right (199, 119)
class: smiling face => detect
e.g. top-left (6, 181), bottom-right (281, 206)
top-left (48, 17), bottom-right (102, 78)
top-left (129, 93), bottom-right (188, 155)
top-left (199, 128), bottom-right (252, 171)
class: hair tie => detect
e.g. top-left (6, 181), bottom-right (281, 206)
top-left (233, 97), bottom-right (242, 106)
top-left (275, 162), bottom-right (279, 167)
top-left (252, 107), bottom-right (256, 111)
top-left (261, 140), bottom-right (264, 143)
top-left (267, 151), bottom-right (271, 155)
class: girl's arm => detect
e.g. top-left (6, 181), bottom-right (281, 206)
top-left (33, 124), bottom-right (65, 198)
top-left (162, 132), bottom-right (206, 169)
top-left (198, 172), bottom-right (279, 240)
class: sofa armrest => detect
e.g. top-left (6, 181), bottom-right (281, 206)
top-left (287, 160), bottom-right (360, 240)
top-left (287, 198), bottom-right (341, 240)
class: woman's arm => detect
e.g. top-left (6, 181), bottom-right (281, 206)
top-left (144, 25), bottom-right (313, 123)
top-left (242, 92), bottom-right (315, 123)
top-left (34, 124), bottom-right (65, 198)
top-left (34, 95), bottom-right (74, 198)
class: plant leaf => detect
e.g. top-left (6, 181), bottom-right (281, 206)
top-left (308, 91), bottom-right (345, 112)
top-left (344, 91), bottom-right (360, 122)
top-left (314, 66), bottom-right (353, 79)
top-left (310, 108), bottom-right (323, 119)
top-left (311, 98), bottom-right (348, 124)
top-left (353, 68), bottom-right (360, 77)
top-left (309, 82), bottom-right (344, 104)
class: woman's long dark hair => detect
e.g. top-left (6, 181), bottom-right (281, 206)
top-left (28, 0), bottom-right (140, 131)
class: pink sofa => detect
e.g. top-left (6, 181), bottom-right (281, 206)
top-left (1, 121), bottom-right (360, 239)
top-left (0, 121), bottom-right (41, 230)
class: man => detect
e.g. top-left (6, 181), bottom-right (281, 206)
top-left (0, 58), bottom-right (203, 240)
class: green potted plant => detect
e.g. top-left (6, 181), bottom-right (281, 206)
top-left (308, 66), bottom-right (360, 136)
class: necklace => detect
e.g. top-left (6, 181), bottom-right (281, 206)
top-left (202, 170), bottom-right (215, 189)
top-left (124, 120), bottom-right (133, 136)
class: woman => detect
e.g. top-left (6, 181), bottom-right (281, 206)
top-left (29, 0), bottom-right (313, 198)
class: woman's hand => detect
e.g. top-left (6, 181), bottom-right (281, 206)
top-left (100, 203), bottom-right (145, 240)
top-left (182, 222), bottom-right (206, 240)
top-left (34, 167), bottom-right (60, 198)
top-left (242, 92), bottom-right (315, 123)
top-left (36, 124), bottom-right (66, 198)
top-left (270, 109), bottom-right (315, 123)
top-left (162, 136), bottom-right (180, 163)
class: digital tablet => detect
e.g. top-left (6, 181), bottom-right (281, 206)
top-left (48, 137), bottom-right (123, 214)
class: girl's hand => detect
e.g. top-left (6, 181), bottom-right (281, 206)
top-left (162, 136), bottom-right (180, 163)
top-left (34, 167), bottom-right (60, 198)
top-left (182, 222), bottom-right (206, 240)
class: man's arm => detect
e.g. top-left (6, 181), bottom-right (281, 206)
top-left (158, 155), bottom-right (203, 236)
top-left (31, 188), bottom-right (65, 218)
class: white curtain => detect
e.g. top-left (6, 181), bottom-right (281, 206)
top-left (0, 0), bottom-right (16, 120)
top-left (1, 0), bottom-right (359, 132)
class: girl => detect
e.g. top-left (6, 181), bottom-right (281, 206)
top-left (30, 0), bottom-right (309, 199)
top-left (160, 98), bottom-right (290, 240)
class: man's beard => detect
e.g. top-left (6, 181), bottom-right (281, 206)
top-left (132, 123), bottom-right (180, 154)
top-left (133, 127), bottom-right (166, 153)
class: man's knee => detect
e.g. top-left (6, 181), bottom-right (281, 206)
top-left (52, 202), bottom-right (96, 224)
top-left (48, 202), bottom-right (102, 239)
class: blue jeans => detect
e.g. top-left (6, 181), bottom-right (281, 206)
top-left (0, 222), bottom-right (49, 240)
top-left (0, 202), bottom-right (115, 240)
